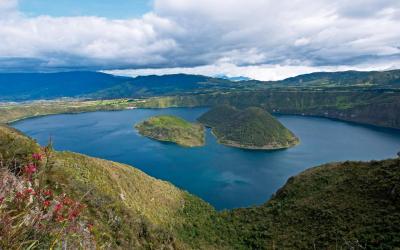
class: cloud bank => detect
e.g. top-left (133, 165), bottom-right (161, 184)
top-left (0, 0), bottom-right (399, 80)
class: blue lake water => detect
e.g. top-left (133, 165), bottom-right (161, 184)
top-left (12, 108), bottom-right (400, 210)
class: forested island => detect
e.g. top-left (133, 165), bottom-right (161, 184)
top-left (198, 105), bottom-right (299, 150)
top-left (135, 115), bottom-right (205, 147)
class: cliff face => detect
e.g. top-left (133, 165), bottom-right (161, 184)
top-left (138, 90), bottom-right (400, 129)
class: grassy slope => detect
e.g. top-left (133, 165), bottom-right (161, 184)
top-left (0, 124), bottom-right (232, 249)
top-left (135, 115), bottom-right (205, 147)
top-left (198, 105), bottom-right (299, 149)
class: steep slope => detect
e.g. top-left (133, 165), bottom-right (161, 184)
top-left (135, 115), bottom-right (205, 147)
top-left (0, 125), bottom-right (233, 249)
top-left (198, 105), bottom-right (299, 149)
top-left (226, 158), bottom-right (400, 249)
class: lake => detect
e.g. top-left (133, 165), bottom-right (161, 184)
top-left (12, 108), bottom-right (400, 210)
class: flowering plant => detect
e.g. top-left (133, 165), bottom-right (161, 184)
top-left (0, 146), bottom-right (95, 249)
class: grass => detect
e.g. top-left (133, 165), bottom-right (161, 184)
top-left (135, 115), bottom-right (205, 147)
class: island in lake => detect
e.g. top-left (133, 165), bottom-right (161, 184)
top-left (198, 105), bottom-right (299, 150)
top-left (135, 115), bottom-right (205, 147)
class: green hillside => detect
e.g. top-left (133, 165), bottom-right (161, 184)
top-left (135, 115), bottom-right (205, 147)
top-left (0, 125), bottom-right (230, 249)
top-left (0, 124), bottom-right (399, 249)
top-left (226, 158), bottom-right (400, 249)
top-left (198, 105), bottom-right (299, 149)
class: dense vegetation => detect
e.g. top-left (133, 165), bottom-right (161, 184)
top-left (1, 124), bottom-right (398, 249)
top-left (226, 158), bottom-right (400, 249)
top-left (135, 115), bottom-right (205, 147)
top-left (198, 105), bottom-right (299, 149)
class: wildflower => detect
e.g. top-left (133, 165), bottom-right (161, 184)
top-left (0, 197), bottom-right (4, 204)
top-left (42, 189), bottom-right (53, 197)
top-left (68, 209), bottom-right (81, 221)
top-left (24, 163), bottom-right (37, 174)
top-left (54, 203), bottom-right (63, 213)
top-left (24, 188), bottom-right (35, 195)
top-left (43, 200), bottom-right (51, 208)
top-left (32, 153), bottom-right (43, 161)
top-left (15, 192), bottom-right (25, 199)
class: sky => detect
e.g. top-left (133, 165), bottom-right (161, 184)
top-left (0, 0), bottom-right (399, 80)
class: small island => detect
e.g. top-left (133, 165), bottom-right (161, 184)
top-left (135, 115), bottom-right (205, 147)
top-left (198, 105), bottom-right (299, 150)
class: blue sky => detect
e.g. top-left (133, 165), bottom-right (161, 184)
top-left (19, 0), bottom-right (152, 18)
top-left (0, 0), bottom-right (399, 80)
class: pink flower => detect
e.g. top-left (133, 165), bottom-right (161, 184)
top-left (24, 188), bottom-right (35, 195)
top-left (54, 203), bottom-right (63, 213)
top-left (32, 153), bottom-right (43, 161)
top-left (42, 189), bottom-right (52, 197)
top-left (24, 163), bottom-right (37, 174)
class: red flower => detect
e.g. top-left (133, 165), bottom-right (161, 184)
top-left (87, 223), bottom-right (94, 232)
top-left (24, 163), bottom-right (37, 174)
top-left (42, 189), bottom-right (53, 197)
top-left (0, 197), bottom-right (4, 204)
top-left (24, 188), bottom-right (35, 195)
top-left (68, 209), bottom-right (81, 221)
top-left (43, 200), bottom-right (51, 208)
top-left (54, 203), bottom-right (63, 213)
top-left (32, 153), bottom-right (43, 161)
top-left (15, 192), bottom-right (25, 199)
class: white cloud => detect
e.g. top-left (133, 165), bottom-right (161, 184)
top-left (0, 0), bottom-right (399, 77)
top-left (105, 60), bottom-right (400, 81)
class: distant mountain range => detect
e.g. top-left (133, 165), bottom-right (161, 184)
top-left (0, 69), bottom-right (399, 101)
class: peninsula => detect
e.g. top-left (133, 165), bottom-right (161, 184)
top-left (198, 105), bottom-right (299, 150)
top-left (135, 115), bottom-right (205, 147)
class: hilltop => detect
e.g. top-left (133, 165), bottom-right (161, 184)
top-left (135, 115), bottom-right (205, 147)
top-left (198, 105), bottom-right (299, 150)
